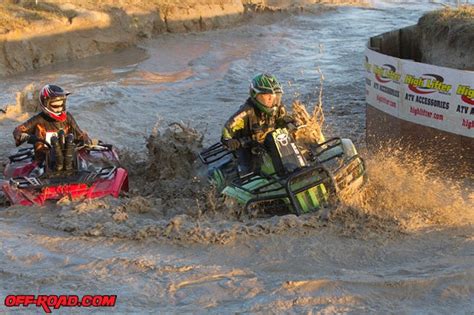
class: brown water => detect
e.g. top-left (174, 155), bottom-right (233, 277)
top-left (1, 1), bottom-right (473, 313)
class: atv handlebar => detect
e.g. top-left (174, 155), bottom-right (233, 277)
top-left (26, 135), bottom-right (112, 151)
top-left (238, 124), bottom-right (305, 149)
top-left (77, 140), bottom-right (113, 151)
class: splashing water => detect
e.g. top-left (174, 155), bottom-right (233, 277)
top-left (4, 86), bottom-right (470, 243)
top-left (292, 68), bottom-right (326, 144)
top-left (292, 99), bottom-right (326, 144)
top-left (335, 148), bottom-right (473, 236)
top-left (0, 83), bottom-right (39, 121)
top-left (2, 76), bottom-right (471, 245)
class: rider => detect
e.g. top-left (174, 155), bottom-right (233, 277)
top-left (221, 73), bottom-right (293, 176)
top-left (13, 84), bottom-right (90, 173)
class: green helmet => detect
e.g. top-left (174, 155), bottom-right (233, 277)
top-left (250, 73), bottom-right (283, 115)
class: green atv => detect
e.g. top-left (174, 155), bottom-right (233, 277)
top-left (199, 128), bottom-right (366, 215)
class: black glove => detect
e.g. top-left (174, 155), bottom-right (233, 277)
top-left (224, 139), bottom-right (240, 151)
top-left (282, 115), bottom-right (295, 124)
top-left (26, 134), bottom-right (39, 144)
top-left (282, 116), bottom-right (301, 131)
top-left (251, 145), bottom-right (266, 156)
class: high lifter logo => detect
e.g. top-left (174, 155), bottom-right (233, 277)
top-left (373, 64), bottom-right (401, 83)
top-left (405, 73), bottom-right (452, 95)
top-left (457, 85), bottom-right (474, 106)
top-left (455, 85), bottom-right (474, 116)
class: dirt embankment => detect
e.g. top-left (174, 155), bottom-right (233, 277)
top-left (0, 0), bottom-right (367, 77)
top-left (369, 5), bottom-right (473, 70)
top-left (418, 5), bottom-right (474, 70)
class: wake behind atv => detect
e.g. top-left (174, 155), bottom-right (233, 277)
top-left (2, 138), bottom-right (128, 206)
top-left (200, 128), bottom-right (365, 215)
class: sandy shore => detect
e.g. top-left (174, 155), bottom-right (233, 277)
top-left (0, 0), bottom-right (368, 77)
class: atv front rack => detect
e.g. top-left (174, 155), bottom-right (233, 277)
top-left (332, 155), bottom-right (366, 191)
top-left (8, 147), bottom-right (34, 163)
top-left (7, 142), bottom-right (114, 165)
top-left (230, 165), bottom-right (336, 216)
top-left (9, 166), bottom-right (117, 189)
top-left (310, 137), bottom-right (344, 163)
top-left (309, 137), bottom-right (366, 192)
top-left (199, 142), bottom-right (232, 165)
top-left (285, 165), bottom-right (336, 215)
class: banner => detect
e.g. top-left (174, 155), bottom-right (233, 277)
top-left (365, 49), bottom-right (401, 118)
top-left (365, 48), bottom-right (474, 138)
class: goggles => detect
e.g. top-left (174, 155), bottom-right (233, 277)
top-left (47, 97), bottom-right (66, 112)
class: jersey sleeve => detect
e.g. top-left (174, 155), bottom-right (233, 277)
top-left (222, 110), bottom-right (248, 141)
top-left (13, 115), bottom-right (40, 146)
top-left (67, 113), bottom-right (89, 142)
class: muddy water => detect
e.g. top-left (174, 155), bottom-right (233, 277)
top-left (1, 1), bottom-right (473, 313)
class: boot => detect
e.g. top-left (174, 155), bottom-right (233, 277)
top-left (64, 134), bottom-right (75, 171)
top-left (57, 130), bottom-right (65, 148)
top-left (51, 136), bottom-right (63, 172)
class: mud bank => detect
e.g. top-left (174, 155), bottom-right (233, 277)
top-left (0, 0), bottom-right (368, 77)
top-left (418, 5), bottom-right (474, 70)
top-left (369, 5), bottom-right (474, 70)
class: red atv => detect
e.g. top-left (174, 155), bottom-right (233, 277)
top-left (1, 137), bottom-right (128, 206)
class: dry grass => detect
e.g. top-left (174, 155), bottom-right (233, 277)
top-left (0, 0), bottom-right (188, 34)
top-left (0, 1), bottom-right (75, 34)
top-left (418, 5), bottom-right (474, 45)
